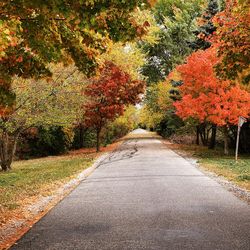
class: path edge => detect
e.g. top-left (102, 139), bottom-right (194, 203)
top-left (161, 139), bottom-right (250, 204)
top-left (1, 152), bottom-right (110, 250)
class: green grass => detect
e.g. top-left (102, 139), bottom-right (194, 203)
top-left (168, 143), bottom-right (250, 191)
top-left (0, 153), bottom-right (95, 216)
top-left (198, 156), bottom-right (250, 190)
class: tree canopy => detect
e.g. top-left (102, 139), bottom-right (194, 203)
top-left (140, 0), bottom-right (204, 84)
top-left (0, 0), bottom-right (152, 115)
top-left (0, 64), bottom-right (85, 170)
top-left (173, 47), bottom-right (250, 154)
top-left (83, 61), bottom-right (145, 151)
top-left (212, 0), bottom-right (250, 85)
top-left (174, 48), bottom-right (250, 126)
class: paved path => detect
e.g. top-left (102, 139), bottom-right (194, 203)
top-left (12, 130), bottom-right (250, 249)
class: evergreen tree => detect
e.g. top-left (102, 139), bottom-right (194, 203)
top-left (192, 0), bottom-right (223, 50)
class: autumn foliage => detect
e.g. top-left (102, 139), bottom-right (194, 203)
top-left (83, 61), bottom-right (145, 151)
top-left (212, 0), bottom-right (250, 84)
top-left (173, 47), bottom-right (250, 126)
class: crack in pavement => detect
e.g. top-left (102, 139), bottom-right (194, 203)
top-left (99, 140), bottom-right (138, 166)
top-left (10, 129), bottom-right (250, 250)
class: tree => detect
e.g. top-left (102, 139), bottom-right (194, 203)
top-left (0, 64), bottom-right (85, 171)
top-left (182, 0), bottom-right (223, 147)
top-left (139, 77), bottom-right (182, 136)
top-left (193, 0), bottom-right (223, 50)
top-left (104, 106), bottom-right (140, 145)
top-left (143, 80), bottom-right (176, 119)
top-left (0, 0), bottom-right (152, 115)
top-left (83, 61), bottom-right (145, 151)
top-left (139, 105), bottom-right (164, 131)
top-left (100, 42), bottom-right (146, 81)
top-left (140, 0), bottom-right (204, 84)
top-left (173, 47), bottom-right (250, 154)
top-left (212, 0), bottom-right (250, 85)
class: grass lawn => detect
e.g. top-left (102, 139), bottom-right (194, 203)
top-left (166, 143), bottom-right (250, 191)
top-left (0, 151), bottom-right (97, 225)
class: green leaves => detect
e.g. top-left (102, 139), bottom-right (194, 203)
top-left (0, 0), bottom-right (150, 115)
top-left (0, 64), bottom-right (86, 134)
top-left (140, 0), bottom-right (204, 84)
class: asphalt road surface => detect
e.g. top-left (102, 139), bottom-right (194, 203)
top-left (12, 129), bottom-right (250, 250)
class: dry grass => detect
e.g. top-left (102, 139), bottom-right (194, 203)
top-left (0, 152), bottom-right (96, 226)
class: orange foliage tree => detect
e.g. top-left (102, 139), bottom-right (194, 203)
top-left (83, 61), bottom-right (145, 151)
top-left (173, 47), bottom-right (250, 154)
top-left (212, 0), bottom-right (250, 85)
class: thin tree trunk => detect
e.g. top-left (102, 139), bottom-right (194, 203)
top-left (8, 136), bottom-right (18, 170)
top-left (96, 128), bottom-right (101, 152)
top-left (0, 131), bottom-right (19, 171)
top-left (196, 126), bottom-right (200, 145)
top-left (79, 126), bottom-right (84, 148)
top-left (208, 124), bottom-right (217, 149)
top-left (223, 126), bottom-right (229, 155)
top-left (0, 132), bottom-right (8, 171)
top-left (200, 125), bottom-right (207, 146)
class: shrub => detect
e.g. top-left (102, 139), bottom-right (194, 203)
top-left (18, 126), bottom-right (73, 158)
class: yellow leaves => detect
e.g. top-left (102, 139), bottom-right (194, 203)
top-left (100, 42), bottom-right (145, 80)
top-left (167, 69), bottom-right (182, 82)
top-left (235, 67), bottom-right (250, 89)
top-left (157, 81), bottom-right (173, 111)
top-left (84, 0), bottom-right (96, 7)
top-left (111, 105), bottom-right (139, 131)
top-left (8, 63), bottom-right (86, 130)
top-left (3, 28), bottom-right (10, 35)
top-left (139, 105), bottom-right (163, 130)
top-left (0, 19), bottom-right (20, 60)
top-left (131, 9), bottom-right (160, 44)
top-left (173, 6), bottom-right (182, 18)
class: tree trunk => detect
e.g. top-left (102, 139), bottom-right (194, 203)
top-left (79, 126), bottom-right (84, 148)
top-left (208, 124), bottom-right (217, 149)
top-left (222, 126), bottom-right (229, 155)
top-left (196, 126), bottom-right (200, 145)
top-left (1, 162), bottom-right (9, 171)
top-left (8, 138), bottom-right (18, 169)
top-left (0, 131), bottom-right (19, 171)
top-left (79, 126), bottom-right (88, 148)
top-left (96, 128), bottom-right (101, 152)
top-left (199, 123), bottom-right (208, 146)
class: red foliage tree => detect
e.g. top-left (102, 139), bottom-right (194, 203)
top-left (83, 61), bottom-right (145, 151)
top-left (173, 47), bottom-right (250, 154)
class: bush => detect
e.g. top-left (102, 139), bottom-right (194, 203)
top-left (18, 126), bottom-right (73, 158)
top-left (156, 110), bottom-right (184, 138)
top-left (103, 122), bottom-right (131, 145)
top-left (72, 127), bottom-right (97, 149)
top-left (102, 106), bottom-right (138, 145)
